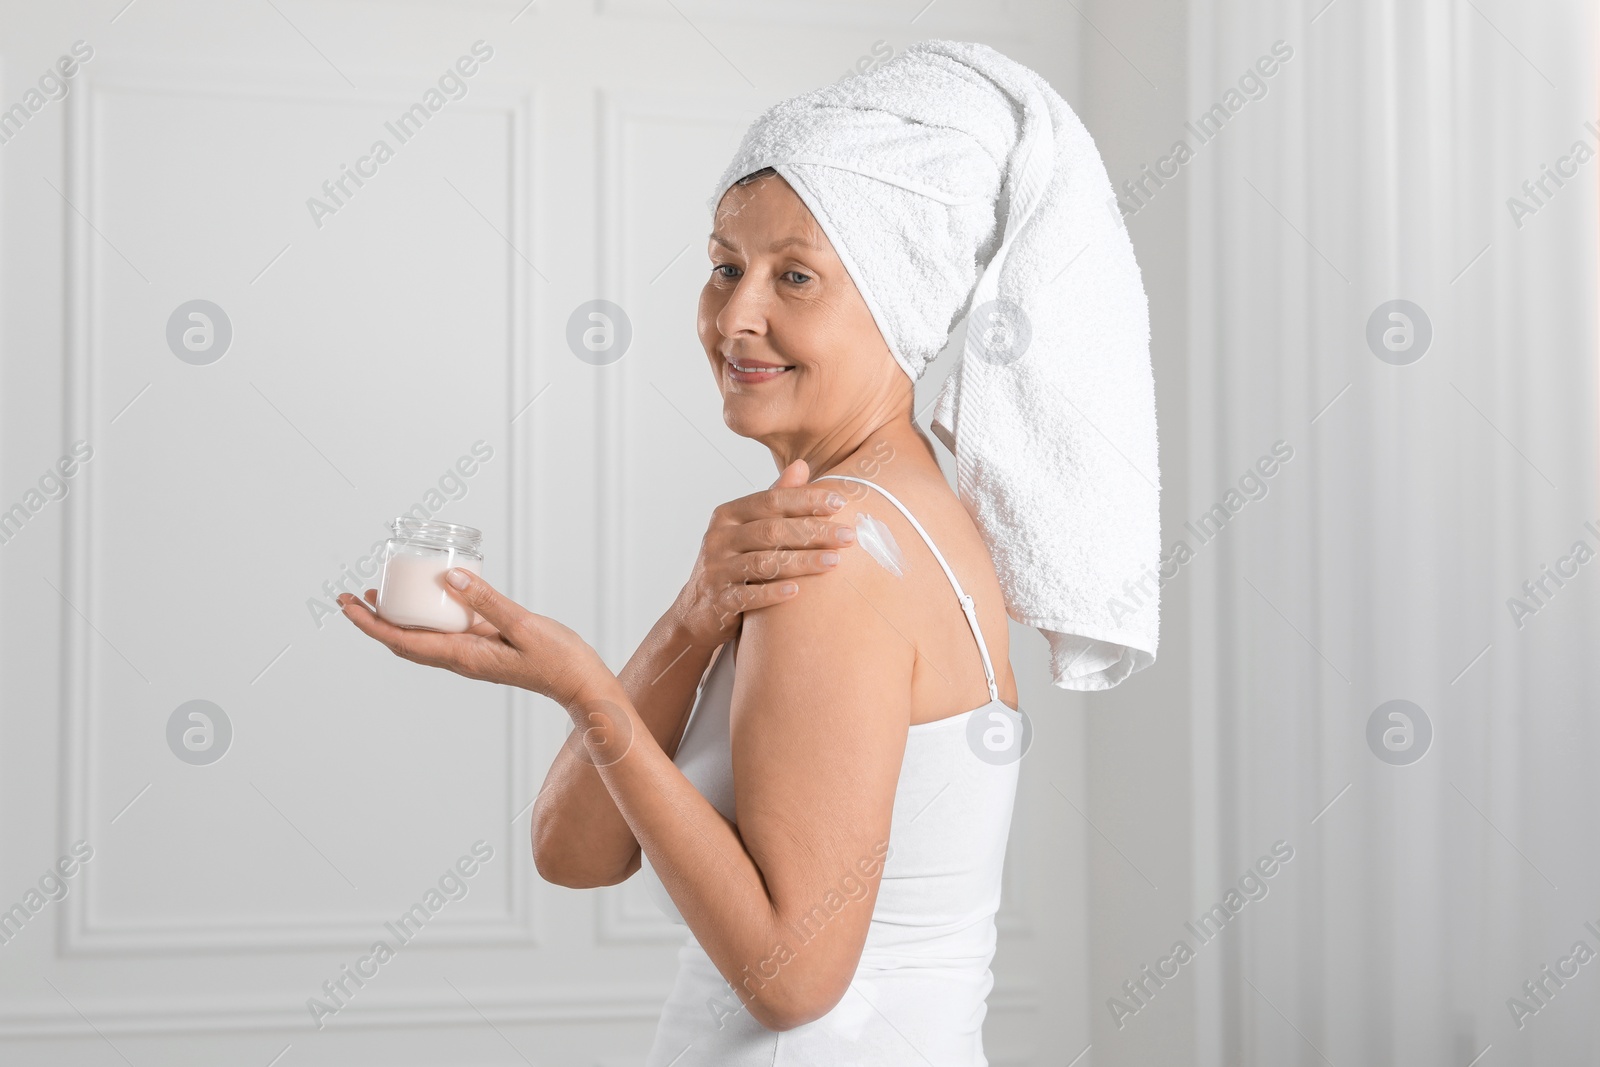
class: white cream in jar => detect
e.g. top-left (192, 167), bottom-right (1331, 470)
top-left (375, 517), bottom-right (484, 632)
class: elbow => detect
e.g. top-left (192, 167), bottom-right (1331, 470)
top-left (529, 841), bottom-right (589, 889)
top-left (532, 840), bottom-right (626, 890)
top-left (747, 975), bottom-right (850, 1033)
top-left (529, 813), bottom-right (635, 889)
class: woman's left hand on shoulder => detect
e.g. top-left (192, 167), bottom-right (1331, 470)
top-left (338, 570), bottom-right (606, 707)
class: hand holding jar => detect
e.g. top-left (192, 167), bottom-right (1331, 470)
top-left (340, 518), bottom-right (606, 709)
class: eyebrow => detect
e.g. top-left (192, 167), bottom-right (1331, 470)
top-left (708, 232), bottom-right (819, 253)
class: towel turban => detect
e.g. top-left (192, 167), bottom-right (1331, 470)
top-left (706, 39), bottom-right (1160, 691)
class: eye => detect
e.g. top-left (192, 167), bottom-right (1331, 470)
top-left (711, 264), bottom-right (740, 280)
top-left (782, 270), bottom-right (812, 284)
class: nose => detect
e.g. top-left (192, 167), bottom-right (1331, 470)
top-left (715, 272), bottom-right (768, 343)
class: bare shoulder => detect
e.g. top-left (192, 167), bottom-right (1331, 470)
top-left (738, 502), bottom-right (914, 690)
top-left (820, 470), bottom-right (988, 593)
top-left (807, 469), bottom-right (1019, 715)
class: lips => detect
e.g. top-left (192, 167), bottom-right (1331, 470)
top-left (725, 356), bottom-right (793, 383)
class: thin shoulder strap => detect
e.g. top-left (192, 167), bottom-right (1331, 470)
top-left (813, 474), bottom-right (1000, 703)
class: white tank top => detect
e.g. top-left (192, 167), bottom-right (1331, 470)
top-left (639, 475), bottom-right (1021, 1065)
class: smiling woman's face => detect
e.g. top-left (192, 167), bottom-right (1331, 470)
top-left (699, 172), bottom-right (904, 458)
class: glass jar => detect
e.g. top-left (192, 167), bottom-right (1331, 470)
top-left (375, 517), bottom-right (484, 632)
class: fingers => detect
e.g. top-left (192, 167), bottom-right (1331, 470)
top-left (768, 457), bottom-right (810, 489)
top-left (693, 461), bottom-right (861, 636)
top-left (438, 568), bottom-right (530, 640)
top-left (715, 509), bottom-right (857, 594)
top-left (727, 514), bottom-right (857, 557)
top-left (338, 592), bottom-right (461, 660)
top-left (707, 537), bottom-right (844, 598)
top-left (338, 591), bottom-right (516, 680)
top-left (711, 578), bottom-right (799, 628)
top-left (726, 482), bottom-right (849, 527)
top-left (742, 547), bottom-right (846, 585)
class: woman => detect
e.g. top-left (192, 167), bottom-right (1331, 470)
top-left (340, 39), bottom-right (1158, 1065)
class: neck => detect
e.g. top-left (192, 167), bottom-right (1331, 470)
top-left (775, 417), bottom-right (937, 484)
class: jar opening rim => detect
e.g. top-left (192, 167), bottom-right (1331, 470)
top-left (388, 517), bottom-right (484, 557)
top-left (391, 516), bottom-right (482, 540)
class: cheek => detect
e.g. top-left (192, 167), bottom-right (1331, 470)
top-left (797, 304), bottom-right (858, 372)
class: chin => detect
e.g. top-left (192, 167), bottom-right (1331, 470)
top-left (720, 405), bottom-right (767, 438)
top-left (720, 399), bottom-right (786, 441)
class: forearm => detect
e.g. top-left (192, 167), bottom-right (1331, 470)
top-left (564, 670), bottom-right (805, 1029)
top-left (530, 599), bottom-right (716, 886)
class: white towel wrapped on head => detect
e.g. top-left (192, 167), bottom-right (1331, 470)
top-left (707, 40), bottom-right (1160, 692)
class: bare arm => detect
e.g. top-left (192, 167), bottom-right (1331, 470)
top-left (530, 464), bottom-right (857, 889)
top-left (565, 540), bottom-right (911, 1031)
top-left (529, 600), bottom-right (715, 887)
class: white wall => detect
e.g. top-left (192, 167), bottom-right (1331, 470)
top-left (1075, 1), bottom-right (1198, 1064)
